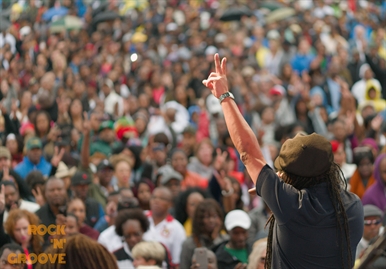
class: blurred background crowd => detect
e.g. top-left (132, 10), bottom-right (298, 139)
top-left (0, 0), bottom-right (386, 268)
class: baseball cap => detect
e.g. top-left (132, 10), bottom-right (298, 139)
top-left (160, 168), bottom-right (183, 185)
top-left (0, 147), bottom-right (11, 160)
top-left (97, 159), bottom-right (114, 171)
top-left (225, 210), bottom-right (251, 231)
top-left (274, 133), bottom-right (333, 178)
top-left (71, 171), bottom-right (92, 186)
top-left (99, 121), bottom-right (114, 132)
top-left (6, 133), bottom-right (16, 141)
top-left (269, 85), bottom-right (286, 96)
top-left (363, 205), bottom-right (383, 218)
top-left (26, 137), bottom-right (42, 150)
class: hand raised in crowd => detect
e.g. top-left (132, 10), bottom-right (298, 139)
top-left (0, 185), bottom-right (5, 213)
top-left (213, 148), bottom-right (228, 172)
top-left (47, 125), bottom-right (61, 142)
top-left (51, 146), bottom-right (65, 168)
top-left (31, 187), bottom-right (45, 207)
top-left (2, 165), bottom-right (10, 181)
top-left (83, 112), bottom-right (91, 134)
top-left (371, 114), bottom-right (384, 131)
top-left (202, 53), bottom-right (228, 98)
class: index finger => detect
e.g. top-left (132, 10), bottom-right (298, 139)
top-left (214, 53), bottom-right (221, 74)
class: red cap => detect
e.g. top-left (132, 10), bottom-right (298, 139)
top-left (269, 85), bottom-right (285, 96)
top-left (330, 140), bottom-right (340, 153)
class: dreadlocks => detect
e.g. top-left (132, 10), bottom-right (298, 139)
top-left (264, 163), bottom-right (352, 269)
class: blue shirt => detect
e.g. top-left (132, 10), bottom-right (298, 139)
top-left (14, 156), bottom-right (52, 179)
top-left (291, 54), bottom-right (314, 74)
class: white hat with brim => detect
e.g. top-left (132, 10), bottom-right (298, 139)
top-left (55, 161), bottom-right (77, 179)
top-left (225, 210), bottom-right (251, 231)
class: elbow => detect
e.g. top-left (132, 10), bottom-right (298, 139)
top-left (240, 152), bottom-right (249, 164)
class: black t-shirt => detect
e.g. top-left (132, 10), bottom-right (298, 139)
top-left (255, 165), bottom-right (363, 269)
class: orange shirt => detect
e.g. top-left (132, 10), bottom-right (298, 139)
top-left (349, 169), bottom-right (376, 199)
top-left (181, 171), bottom-right (208, 190)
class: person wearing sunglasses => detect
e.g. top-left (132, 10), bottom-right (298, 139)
top-left (355, 205), bottom-right (384, 260)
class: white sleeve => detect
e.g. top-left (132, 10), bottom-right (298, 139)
top-left (170, 222), bottom-right (187, 264)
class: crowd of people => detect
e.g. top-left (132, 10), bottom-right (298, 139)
top-left (0, 0), bottom-right (386, 268)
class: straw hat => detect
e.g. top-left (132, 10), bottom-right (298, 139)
top-left (55, 162), bottom-right (77, 179)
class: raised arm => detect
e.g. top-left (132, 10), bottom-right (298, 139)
top-left (202, 54), bottom-right (266, 184)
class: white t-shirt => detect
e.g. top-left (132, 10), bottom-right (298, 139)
top-left (98, 225), bottom-right (123, 253)
top-left (3, 200), bottom-right (40, 222)
top-left (143, 211), bottom-right (186, 265)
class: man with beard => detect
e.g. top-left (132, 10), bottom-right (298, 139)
top-left (0, 181), bottom-right (39, 222)
top-left (35, 177), bottom-right (68, 242)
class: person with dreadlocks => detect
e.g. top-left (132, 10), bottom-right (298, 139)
top-left (202, 54), bottom-right (364, 269)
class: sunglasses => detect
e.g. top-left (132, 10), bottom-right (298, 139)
top-left (364, 219), bottom-right (382, 226)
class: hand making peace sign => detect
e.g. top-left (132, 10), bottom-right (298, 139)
top-left (202, 53), bottom-right (229, 98)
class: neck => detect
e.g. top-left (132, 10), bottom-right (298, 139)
top-left (49, 204), bottom-right (60, 215)
top-left (21, 242), bottom-right (29, 249)
top-left (152, 212), bottom-right (168, 226)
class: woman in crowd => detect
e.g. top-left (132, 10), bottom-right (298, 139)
top-left (123, 145), bottom-right (145, 184)
top-left (170, 149), bottom-right (208, 190)
top-left (69, 98), bottom-right (84, 133)
top-left (64, 213), bottom-right (80, 237)
top-left (247, 238), bottom-right (267, 269)
top-left (132, 178), bottom-right (155, 211)
top-left (66, 198), bottom-right (100, 240)
top-left (112, 207), bottom-right (173, 268)
top-left (174, 187), bottom-right (210, 236)
top-left (1, 208), bottom-right (43, 269)
top-left (5, 134), bottom-right (24, 167)
top-left (132, 241), bottom-right (166, 269)
top-left (111, 155), bottom-right (132, 191)
top-left (362, 153), bottom-right (386, 212)
top-left (331, 140), bottom-right (357, 183)
top-left (179, 198), bottom-right (228, 269)
top-left (350, 146), bottom-right (376, 198)
top-left (113, 208), bottom-right (150, 269)
top-left (187, 138), bottom-right (215, 180)
top-left (33, 110), bottom-right (52, 148)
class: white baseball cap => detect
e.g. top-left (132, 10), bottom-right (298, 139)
top-left (225, 210), bottom-right (251, 231)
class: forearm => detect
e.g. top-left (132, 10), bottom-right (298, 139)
top-left (221, 98), bottom-right (266, 183)
top-left (221, 98), bottom-right (263, 163)
top-left (81, 133), bottom-right (90, 169)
